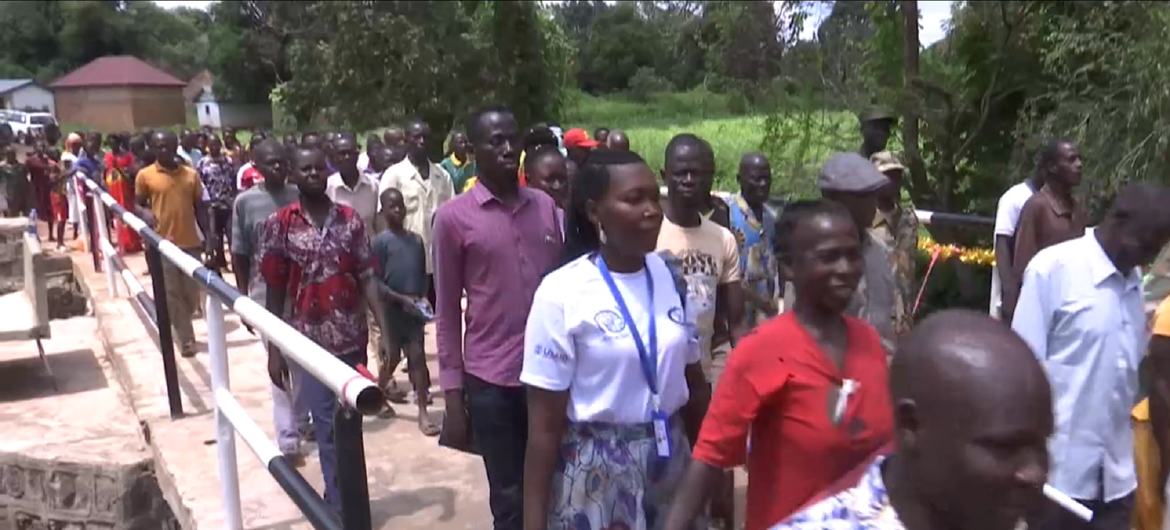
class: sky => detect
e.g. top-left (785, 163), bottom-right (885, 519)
top-left (153, 0), bottom-right (954, 47)
top-left (798, 1), bottom-right (953, 45)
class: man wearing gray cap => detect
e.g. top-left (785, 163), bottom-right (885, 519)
top-left (813, 152), bottom-right (898, 351)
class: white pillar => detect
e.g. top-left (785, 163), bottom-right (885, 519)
top-left (207, 297), bottom-right (243, 530)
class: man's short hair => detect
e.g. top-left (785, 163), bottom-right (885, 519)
top-left (467, 105), bottom-right (514, 144)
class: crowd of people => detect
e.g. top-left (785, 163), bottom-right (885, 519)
top-left (18, 104), bottom-right (1170, 530)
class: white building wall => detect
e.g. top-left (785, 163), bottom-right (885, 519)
top-left (197, 101), bottom-right (222, 129)
top-left (8, 85), bottom-right (54, 114)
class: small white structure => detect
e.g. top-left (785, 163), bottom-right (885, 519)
top-left (0, 79), bottom-right (55, 115)
top-left (194, 86), bottom-right (272, 130)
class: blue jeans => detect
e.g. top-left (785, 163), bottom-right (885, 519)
top-left (465, 374), bottom-right (527, 530)
top-left (295, 350), bottom-right (366, 512)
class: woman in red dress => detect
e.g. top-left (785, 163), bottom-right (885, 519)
top-left (104, 133), bottom-right (141, 253)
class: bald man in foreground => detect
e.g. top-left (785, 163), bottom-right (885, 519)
top-left (773, 310), bottom-right (1053, 529)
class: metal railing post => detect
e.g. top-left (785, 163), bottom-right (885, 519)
top-left (144, 245), bottom-right (184, 418)
top-left (92, 199), bottom-right (118, 297)
top-left (74, 174), bottom-right (100, 271)
top-left (335, 404), bottom-right (372, 530)
top-left (208, 297), bottom-right (243, 530)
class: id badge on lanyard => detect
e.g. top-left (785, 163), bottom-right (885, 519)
top-left (597, 255), bottom-right (671, 459)
top-left (651, 396), bottom-right (672, 458)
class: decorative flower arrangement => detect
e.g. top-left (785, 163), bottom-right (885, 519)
top-left (917, 237), bottom-right (996, 267)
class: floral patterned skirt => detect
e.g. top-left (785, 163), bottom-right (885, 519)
top-left (547, 416), bottom-right (697, 530)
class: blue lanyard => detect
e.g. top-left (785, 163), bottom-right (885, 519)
top-left (597, 255), bottom-right (658, 396)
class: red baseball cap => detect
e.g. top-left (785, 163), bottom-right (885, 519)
top-left (563, 128), bottom-right (599, 149)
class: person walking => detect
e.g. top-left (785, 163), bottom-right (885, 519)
top-left (869, 150), bottom-right (918, 334)
top-left (666, 200), bottom-right (894, 530)
top-left (326, 134), bottom-right (379, 234)
top-left (135, 131), bottom-right (208, 357)
top-left (1013, 183), bottom-right (1170, 530)
top-left (104, 134), bottom-right (141, 253)
top-left (372, 187), bottom-right (439, 435)
top-left (26, 141), bottom-right (53, 226)
top-left (440, 130), bottom-right (476, 194)
top-left (0, 146), bottom-right (28, 216)
top-left (61, 133), bottom-right (82, 243)
top-left (1142, 294), bottom-right (1170, 530)
top-left (657, 134), bottom-right (746, 375)
top-left (1011, 139), bottom-right (1088, 285)
top-left (816, 153), bottom-right (897, 352)
top-left (197, 136), bottom-right (236, 270)
top-left (231, 138), bottom-right (307, 460)
top-left (725, 152), bottom-right (779, 326)
top-left (993, 151), bottom-right (1046, 321)
top-left (771, 310), bottom-right (1052, 530)
top-left (523, 150), bottom-right (710, 530)
top-left (259, 146), bottom-right (392, 511)
top-left (523, 146), bottom-right (569, 212)
top-left (433, 107), bottom-right (563, 530)
top-left (380, 118), bottom-right (455, 305)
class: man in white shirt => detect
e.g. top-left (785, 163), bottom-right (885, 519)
top-left (325, 134), bottom-right (378, 232)
top-left (994, 169), bottom-right (1043, 321)
top-left (378, 118), bottom-right (454, 304)
top-left (1013, 183), bottom-right (1170, 530)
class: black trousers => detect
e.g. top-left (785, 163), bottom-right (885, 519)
top-left (465, 373), bottom-right (527, 530)
top-left (1032, 493), bottom-right (1133, 530)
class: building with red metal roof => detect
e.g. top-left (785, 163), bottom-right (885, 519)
top-left (51, 56), bottom-right (186, 131)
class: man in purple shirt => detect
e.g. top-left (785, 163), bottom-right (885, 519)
top-left (433, 106), bottom-right (562, 530)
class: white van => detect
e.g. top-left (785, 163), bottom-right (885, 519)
top-left (1, 110), bottom-right (57, 137)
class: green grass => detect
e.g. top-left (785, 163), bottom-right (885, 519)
top-left (561, 89), bottom-right (739, 130)
top-left (562, 90), bottom-right (856, 196)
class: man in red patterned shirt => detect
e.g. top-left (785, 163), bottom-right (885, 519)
top-left (260, 146), bottom-right (392, 511)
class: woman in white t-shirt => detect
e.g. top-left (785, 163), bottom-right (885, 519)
top-left (521, 150), bottom-right (710, 530)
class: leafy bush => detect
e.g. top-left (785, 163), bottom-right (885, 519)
top-left (628, 67), bottom-right (673, 102)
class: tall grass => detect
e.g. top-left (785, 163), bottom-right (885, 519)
top-left (562, 90), bottom-right (856, 195)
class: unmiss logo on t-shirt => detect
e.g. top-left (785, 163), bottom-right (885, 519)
top-left (594, 310), bottom-right (626, 333)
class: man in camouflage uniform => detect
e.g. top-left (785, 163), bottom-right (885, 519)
top-left (869, 151), bottom-right (919, 335)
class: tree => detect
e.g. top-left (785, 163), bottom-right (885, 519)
top-left (0, 1), bottom-right (210, 86)
top-left (492, 2), bottom-right (572, 127)
top-left (1011, 1), bottom-right (1170, 215)
top-left (206, 0), bottom-right (289, 103)
top-left (275, 2), bottom-right (571, 148)
top-left (576, 3), bottom-right (660, 93)
top-left (123, 2), bottom-right (208, 80)
top-left (703, 2), bottom-right (784, 84)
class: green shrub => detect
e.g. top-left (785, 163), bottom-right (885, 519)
top-left (627, 67), bottom-right (673, 102)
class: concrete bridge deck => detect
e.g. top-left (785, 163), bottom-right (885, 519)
top-left (73, 249), bottom-right (491, 530)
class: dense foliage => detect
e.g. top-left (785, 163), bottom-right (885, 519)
top-left (0, 1), bottom-right (210, 82)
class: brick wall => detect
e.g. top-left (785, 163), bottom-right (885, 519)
top-left (0, 456), bottom-right (178, 530)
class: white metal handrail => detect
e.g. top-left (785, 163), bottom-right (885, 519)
top-left (75, 170), bottom-right (375, 530)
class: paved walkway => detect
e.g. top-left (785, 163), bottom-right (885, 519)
top-left (74, 249), bottom-right (491, 530)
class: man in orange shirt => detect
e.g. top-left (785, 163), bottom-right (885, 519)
top-left (1144, 294), bottom-right (1170, 529)
top-left (136, 130), bottom-right (208, 357)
